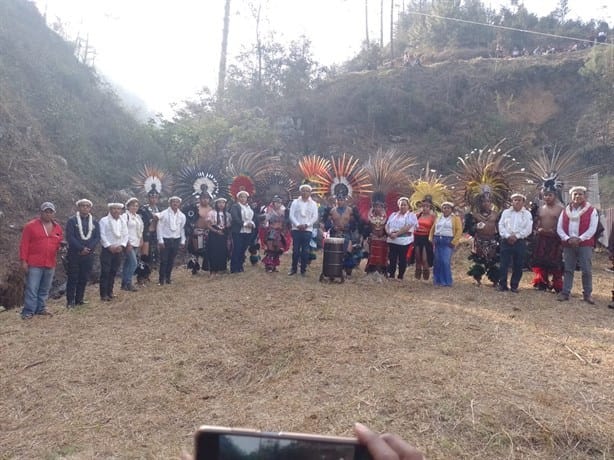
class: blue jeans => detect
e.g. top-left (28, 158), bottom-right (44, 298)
top-left (122, 246), bottom-right (138, 286)
top-left (562, 246), bottom-right (593, 296)
top-left (498, 239), bottom-right (527, 289)
top-left (230, 233), bottom-right (252, 273)
top-left (22, 266), bottom-right (55, 317)
top-left (433, 235), bottom-right (454, 286)
top-left (291, 230), bottom-right (312, 272)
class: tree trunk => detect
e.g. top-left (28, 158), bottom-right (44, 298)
top-left (390, 0), bottom-right (394, 61)
top-left (380, 0), bottom-right (384, 49)
top-left (365, 0), bottom-right (369, 44)
top-left (217, 0), bottom-right (232, 101)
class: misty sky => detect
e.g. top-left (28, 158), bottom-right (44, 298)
top-left (34, 0), bottom-right (611, 116)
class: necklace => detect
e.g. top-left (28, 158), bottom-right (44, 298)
top-left (76, 213), bottom-right (93, 240)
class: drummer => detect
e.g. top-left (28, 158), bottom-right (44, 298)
top-left (324, 193), bottom-right (361, 275)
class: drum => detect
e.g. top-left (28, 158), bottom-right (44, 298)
top-left (321, 237), bottom-right (345, 280)
top-left (368, 239), bottom-right (388, 267)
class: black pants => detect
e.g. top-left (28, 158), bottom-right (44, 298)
top-left (159, 238), bottom-right (181, 284)
top-left (100, 247), bottom-right (122, 298)
top-left (66, 251), bottom-right (94, 305)
top-left (388, 243), bottom-right (410, 279)
top-left (499, 239), bottom-right (527, 289)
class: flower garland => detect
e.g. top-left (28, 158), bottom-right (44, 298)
top-left (76, 213), bottom-right (94, 240)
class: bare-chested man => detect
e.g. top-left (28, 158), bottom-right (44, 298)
top-left (324, 194), bottom-right (361, 275)
top-left (465, 196), bottom-right (500, 285)
top-left (531, 189), bottom-right (564, 292)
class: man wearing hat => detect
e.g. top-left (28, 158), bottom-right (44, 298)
top-left (65, 199), bottom-right (100, 308)
top-left (288, 184), bottom-right (319, 276)
top-left (99, 203), bottom-right (128, 301)
top-left (530, 186), bottom-right (564, 292)
top-left (229, 190), bottom-right (255, 274)
top-left (556, 186), bottom-right (599, 304)
top-left (19, 202), bottom-right (64, 319)
top-left (497, 193), bottom-right (533, 293)
top-left (156, 196), bottom-right (186, 285)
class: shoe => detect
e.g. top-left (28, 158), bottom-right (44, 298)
top-left (288, 269), bottom-right (297, 276)
top-left (422, 268), bottom-right (430, 280)
top-left (415, 268), bottom-right (421, 279)
top-left (101, 296), bottom-right (112, 302)
top-left (496, 285), bottom-right (508, 292)
top-left (300, 270), bottom-right (306, 277)
top-left (127, 284), bottom-right (138, 292)
top-left (556, 293), bottom-right (570, 302)
top-left (37, 310), bottom-right (54, 316)
top-left (583, 295), bottom-right (596, 305)
top-left (534, 284), bottom-right (547, 291)
top-left (76, 300), bottom-right (89, 305)
top-left (21, 313), bottom-right (34, 320)
top-left (67, 303), bottom-right (76, 309)
top-left (608, 303), bottom-right (614, 309)
top-left (510, 288), bottom-right (519, 293)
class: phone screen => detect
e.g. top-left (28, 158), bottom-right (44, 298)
top-left (196, 428), bottom-right (372, 460)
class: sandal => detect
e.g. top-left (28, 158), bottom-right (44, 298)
top-left (37, 310), bottom-right (54, 317)
top-left (22, 313), bottom-right (34, 320)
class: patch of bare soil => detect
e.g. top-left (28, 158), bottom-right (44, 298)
top-left (1, 247), bottom-right (613, 459)
top-left (497, 86), bottom-right (559, 125)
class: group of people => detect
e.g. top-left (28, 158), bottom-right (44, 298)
top-left (17, 180), bottom-right (614, 319)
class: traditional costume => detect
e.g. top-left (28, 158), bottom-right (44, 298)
top-left (261, 196), bottom-right (289, 272)
top-left (457, 141), bottom-right (524, 286)
top-left (207, 197), bottom-right (231, 273)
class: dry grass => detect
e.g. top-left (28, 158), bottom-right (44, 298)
top-left (1, 247), bottom-right (613, 460)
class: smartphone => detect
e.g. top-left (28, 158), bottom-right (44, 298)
top-left (195, 425), bottom-right (373, 460)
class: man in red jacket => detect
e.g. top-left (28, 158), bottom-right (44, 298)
top-left (556, 187), bottom-right (599, 304)
top-left (19, 202), bottom-right (64, 319)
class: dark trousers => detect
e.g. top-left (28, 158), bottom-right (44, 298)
top-left (100, 247), bottom-right (122, 298)
top-left (230, 232), bottom-right (252, 273)
top-left (499, 239), bottom-right (526, 289)
top-left (159, 237), bottom-right (181, 284)
top-left (388, 243), bottom-right (410, 279)
top-left (66, 251), bottom-right (94, 305)
top-left (291, 230), bottom-right (312, 272)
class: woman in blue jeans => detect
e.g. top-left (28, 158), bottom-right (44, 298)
top-left (121, 197), bottom-right (144, 291)
top-left (229, 191), bottom-right (255, 273)
top-left (430, 202), bottom-right (462, 287)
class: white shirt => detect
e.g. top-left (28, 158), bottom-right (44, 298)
top-left (121, 212), bottom-right (144, 247)
top-left (289, 198), bottom-right (319, 231)
top-left (498, 208), bottom-right (533, 239)
top-left (156, 208), bottom-right (186, 244)
top-left (99, 215), bottom-right (128, 248)
top-left (385, 211), bottom-right (418, 245)
top-left (434, 215), bottom-right (454, 237)
top-left (239, 203), bottom-right (255, 234)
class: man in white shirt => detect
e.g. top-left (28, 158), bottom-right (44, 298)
top-left (288, 184), bottom-right (319, 276)
top-left (99, 203), bottom-right (128, 301)
top-left (497, 193), bottom-right (533, 293)
top-left (156, 196), bottom-right (186, 285)
top-left (556, 186), bottom-right (599, 304)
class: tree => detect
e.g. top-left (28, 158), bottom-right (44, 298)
top-left (217, 0), bottom-right (232, 101)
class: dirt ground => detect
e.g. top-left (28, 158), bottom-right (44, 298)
top-left (1, 246), bottom-right (613, 460)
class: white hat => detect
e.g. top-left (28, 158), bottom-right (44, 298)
top-left (397, 196), bottom-right (410, 207)
top-left (125, 197), bottom-right (139, 207)
top-left (441, 201), bottom-right (454, 208)
top-left (168, 196), bottom-right (182, 203)
top-left (236, 190), bottom-right (249, 198)
top-left (299, 184), bottom-right (313, 192)
top-left (107, 202), bottom-right (124, 209)
top-left (569, 186), bottom-right (587, 195)
top-left (76, 199), bottom-right (93, 207)
top-left (510, 193), bottom-right (526, 200)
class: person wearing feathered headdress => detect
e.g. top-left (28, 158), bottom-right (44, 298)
top-left (261, 196), bottom-right (289, 273)
top-left (207, 197), bottom-right (231, 275)
top-left (364, 192), bottom-right (389, 275)
top-left (65, 199), bottom-right (100, 308)
top-left (229, 190), bottom-right (256, 274)
top-left (556, 186), bottom-right (599, 304)
top-left (323, 192), bottom-right (363, 276)
top-left (530, 182), bottom-right (564, 293)
top-left (184, 192), bottom-right (213, 275)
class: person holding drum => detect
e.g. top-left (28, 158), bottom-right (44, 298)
top-left (385, 197), bottom-right (418, 280)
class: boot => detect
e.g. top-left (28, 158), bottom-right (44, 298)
top-left (415, 267), bottom-right (422, 279)
top-left (422, 268), bottom-right (430, 280)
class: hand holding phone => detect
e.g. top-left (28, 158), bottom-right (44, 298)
top-left (354, 423), bottom-right (424, 460)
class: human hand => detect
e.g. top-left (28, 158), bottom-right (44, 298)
top-left (158, 242), bottom-right (165, 250)
top-left (21, 260), bottom-right (28, 272)
top-left (354, 423), bottom-right (424, 460)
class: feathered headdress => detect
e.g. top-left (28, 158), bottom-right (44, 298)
top-left (318, 153), bottom-right (372, 199)
top-left (455, 140), bottom-right (525, 211)
top-left (226, 151), bottom-right (271, 199)
top-left (409, 163), bottom-right (452, 211)
top-left (133, 165), bottom-right (173, 198)
top-left (358, 149), bottom-right (416, 218)
top-left (297, 155), bottom-right (331, 196)
top-left (526, 145), bottom-right (596, 204)
top-left (254, 163), bottom-right (296, 204)
top-left (175, 165), bottom-right (221, 201)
